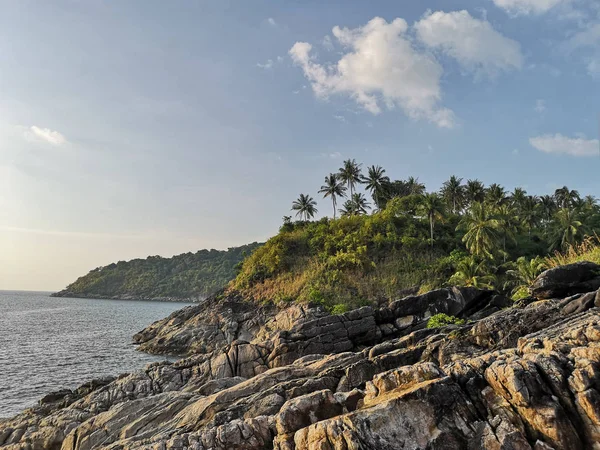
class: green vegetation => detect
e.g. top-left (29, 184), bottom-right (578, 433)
top-left (231, 160), bottom-right (600, 308)
top-left (546, 235), bottom-right (600, 268)
top-left (427, 314), bottom-right (466, 328)
top-left (56, 243), bottom-right (261, 300)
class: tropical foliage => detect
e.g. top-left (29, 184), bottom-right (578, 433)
top-left (264, 159), bottom-right (600, 308)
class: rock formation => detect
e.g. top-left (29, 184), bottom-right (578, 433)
top-left (2, 263), bottom-right (600, 449)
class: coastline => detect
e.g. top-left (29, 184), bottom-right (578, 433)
top-left (50, 292), bottom-right (203, 303)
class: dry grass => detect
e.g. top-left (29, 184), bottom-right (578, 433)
top-left (545, 235), bottom-right (600, 268)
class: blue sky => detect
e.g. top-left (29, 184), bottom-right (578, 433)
top-left (1, 0), bottom-right (599, 290)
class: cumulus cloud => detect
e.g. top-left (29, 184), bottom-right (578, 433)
top-left (414, 10), bottom-right (523, 77)
top-left (267, 17), bottom-right (277, 26)
top-left (289, 17), bottom-right (456, 128)
top-left (492, 0), bottom-right (569, 15)
top-left (26, 126), bottom-right (67, 146)
top-left (530, 133), bottom-right (599, 157)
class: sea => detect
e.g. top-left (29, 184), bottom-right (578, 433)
top-left (0, 290), bottom-right (192, 418)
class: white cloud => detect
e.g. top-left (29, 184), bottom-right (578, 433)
top-left (535, 99), bottom-right (546, 113)
top-left (26, 126), bottom-right (67, 146)
top-left (267, 17), bottom-right (277, 26)
top-left (492, 0), bottom-right (569, 15)
top-left (257, 56), bottom-right (284, 70)
top-left (289, 17), bottom-right (456, 128)
top-left (329, 151), bottom-right (342, 159)
top-left (414, 10), bottom-right (523, 78)
top-left (257, 59), bottom-right (274, 69)
top-left (530, 133), bottom-right (599, 157)
top-left (333, 115), bottom-right (346, 122)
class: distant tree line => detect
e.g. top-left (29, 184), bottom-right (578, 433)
top-left (55, 243), bottom-right (262, 300)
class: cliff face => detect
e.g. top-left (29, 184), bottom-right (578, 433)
top-left (3, 262), bottom-right (600, 450)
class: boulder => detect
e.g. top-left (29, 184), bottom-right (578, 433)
top-left (530, 261), bottom-right (600, 299)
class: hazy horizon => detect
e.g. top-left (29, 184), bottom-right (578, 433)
top-left (2, 0), bottom-right (599, 291)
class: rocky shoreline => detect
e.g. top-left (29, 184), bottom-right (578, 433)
top-left (2, 262), bottom-right (600, 449)
top-left (50, 292), bottom-right (202, 303)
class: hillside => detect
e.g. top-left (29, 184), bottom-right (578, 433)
top-left (5, 261), bottom-right (600, 449)
top-left (52, 242), bottom-right (261, 301)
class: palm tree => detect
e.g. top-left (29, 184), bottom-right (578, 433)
top-left (520, 196), bottom-right (540, 237)
top-left (339, 193), bottom-right (371, 216)
top-left (291, 194), bottom-right (318, 221)
top-left (583, 195), bottom-right (598, 210)
top-left (406, 176), bottom-right (426, 196)
top-left (457, 202), bottom-right (501, 259)
top-left (318, 174), bottom-right (346, 219)
top-left (338, 159), bottom-right (362, 197)
top-left (339, 200), bottom-right (355, 217)
top-left (507, 256), bottom-right (546, 299)
top-left (351, 193), bottom-right (370, 215)
top-left (510, 187), bottom-right (528, 213)
top-left (418, 193), bottom-right (445, 247)
top-left (388, 179), bottom-right (411, 199)
top-left (449, 256), bottom-right (495, 289)
top-left (362, 165), bottom-right (390, 210)
top-left (554, 186), bottom-right (580, 210)
top-left (539, 195), bottom-right (557, 227)
top-left (495, 204), bottom-right (519, 261)
top-left (465, 179), bottom-right (485, 206)
top-left (485, 184), bottom-right (507, 208)
top-left (548, 208), bottom-right (584, 251)
top-left (440, 175), bottom-right (465, 214)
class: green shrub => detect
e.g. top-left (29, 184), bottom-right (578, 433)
top-left (330, 304), bottom-right (350, 315)
top-left (427, 313), bottom-right (465, 329)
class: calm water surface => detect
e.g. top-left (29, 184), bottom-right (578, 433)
top-left (0, 291), bottom-right (192, 418)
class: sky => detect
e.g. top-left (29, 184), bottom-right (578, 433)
top-left (1, 0), bottom-right (600, 291)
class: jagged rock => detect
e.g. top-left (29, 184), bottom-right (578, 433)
top-left (530, 262), bottom-right (600, 300)
top-left (3, 280), bottom-right (600, 450)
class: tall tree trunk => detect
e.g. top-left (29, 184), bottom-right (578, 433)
top-left (430, 214), bottom-right (434, 247)
top-left (332, 197), bottom-right (337, 220)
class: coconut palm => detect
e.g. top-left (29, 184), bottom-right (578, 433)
top-left (440, 175), bottom-right (465, 214)
top-left (406, 176), bottom-right (426, 196)
top-left (338, 193), bottom-right (371, 216)
top-left (507, 256), bottom-right (547, 299)
top-left (362, 165), bottom-right (390, 210)
top-left (583, 195), bottom-right (598, 210)
top-left (291, 194), bottom-right (318, 221)
top-left (351, 193), bottom-right (370, 215)
top-left (457, 202), bottom-right (501, 259)
top-left (510, 187), bottom-right (528, 213)
top-left (339, 200), bottom-right (355, 217)
top-left (338, 159), bottom-right (362, 197)
top-left (539, 195), bottom-right (557, 226)
top-left (495, 203), bottom-right (519, 261)
top-left (548, 208), bottom-right (584, 251)
top-left (418, 193), bottom-right (445, 247)
top-left (485, 184), bottom-right (507, 208)
top-left (465, 179), bottom-right (485, 206)
top-left (554, 186), bottom-right (580, 210)
top-left (449, 256), bottom-right (495, 289)
top-left (520, 196), bottom-right (540, 237)
top-left (318, 174), bottom-right (346, 219)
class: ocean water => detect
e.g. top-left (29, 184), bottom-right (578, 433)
top-left (0, 290), bottom-right (192, 418)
